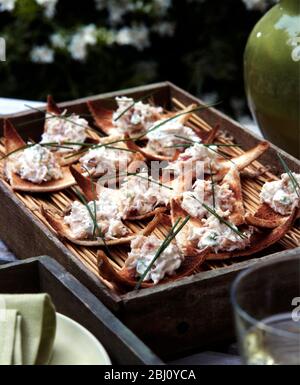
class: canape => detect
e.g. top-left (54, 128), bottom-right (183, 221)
top-left (41, 204), bottom-right (163, 247)
top-left (3, 120), bottom-right (75, 193)
top-left (88, 96), bottom-right (164, 136)
top-left (246, 172), bottom-right (300, 228)
top-left (98, 215), bottom-right (210, 289)
top-left (70, 166), bottom-right (170, 221)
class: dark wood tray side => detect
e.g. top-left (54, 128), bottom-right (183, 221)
top-left (0, 82), bottom-right (299, 359)
top-left (0, 257), bottom-right (163, 365)
top-left (120, 248), bottom-right (300, 359)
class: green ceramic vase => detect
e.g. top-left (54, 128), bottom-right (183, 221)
top-left (244, 0), bottom-right (300, 158)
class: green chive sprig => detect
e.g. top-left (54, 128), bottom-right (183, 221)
top-left (73, 185), bottom-right (113, 259)
top-left (209, 163), bottom-right (216, 209)
top-left (135, 215), bottom-right (190, 289)
top-left (25, 104), bottom-right (89, 130)
top-left (202, 201), bottom-right (247, 239)
top-left (191, 194), bottom-right (246, 240)
top-left (113, 92), bottom-right (156, 122)
top-left (100, 171), bottom-right (173, 191)
top-left (277, 153), bottom-right (300, 198)
top-left (65, 103), bottom-right (217, 159)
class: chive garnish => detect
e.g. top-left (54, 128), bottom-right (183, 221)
top-left (25, 105), bottom-right (89, 130)
top-left (175, 135), bottom-right (241, 148)
top-left (191, 194), bottom-right (246, 239)
top-left (135, 215), bottom-right (190, 289)
top-left (66, 104), bottom-right (217, 159)
top-left (201, 201), bottom-right (246, 239)
top-left (141, 104), bottom-right (215, 139)
top-left (277, 153), bottom-right (300, 198)
top-left (1, 139), bottom-right (137, 162)
top-left (174, 135), bottom-right (197, 143)
top-left (209, 163), bottom-right (216, 209)
top-left (164, 144), bottom-right (192, 149)
top-left (165, 137), bottom-right (241, 151)
top-left (73, 185), bottom-right (113, 258)
top-left (81, 166), bottom-right (98, 239)
top-left (113, 92), bottom-right (156, 122)
top-left (100, 172), bottom-right (173, 191)
top-left (16, 112), bottom-right (92, 128)
top-left (0, 142), bottom-right (82, 161)
top-left (104, 146), bottom-right (136, 153)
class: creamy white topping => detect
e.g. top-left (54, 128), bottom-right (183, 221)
top-left (120, 173), bottom-right (171, 217)
top-left (168, 143), bottom-right (222, 175)
top-left (7, 144), bottom-right (63, 184)
top-left (188, 214), bottom-right (251, 253)
top-left (79, 146), bottom-right (133, 177)
top-left (181, 179), bottom-right (235, 219)
top-left (125, 235), bottom-right (183, 284)
top-left (146, 117), bottom-right (201, 157)
top-left (112, 97), bottom-right (163, 135)
top-left (260, 173), bottom-right (300, 215)
top-left (64, 198), bottom-right (128, 240)
top-left (41, 110), bottom-right (88, 152)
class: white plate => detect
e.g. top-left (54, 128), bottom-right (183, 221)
top-left (49, 313), bottom-right (111, 365)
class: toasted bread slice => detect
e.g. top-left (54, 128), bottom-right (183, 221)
top-left (87, 101), bottom-right (116, 135)
top-left (245, 202), bottom-right (300, 229)
top-left (47, 95), bottom-right (61, 115)
top-left (207, 208), bottom-right (297, 260)
top-left (70, 166), bottom-right (168, 221)
top-left (170, 197), bottom-right (211, 258)
top-left (3, 120), bottom-right (75, 193)
top-left (221, 166), bottom-right (245, 226)
top-left (97, 214), bottom-right (210, 289)
top-left (171, 166), bottom-right (245, 225)
top-left (41, 205), bottom-right (163, 247)
top-left (126, 105), bottom-right (218, 162)
top-left (215, 141), bottom-right (270, 181)
top-left (46, 96), bottom-right (100, 166)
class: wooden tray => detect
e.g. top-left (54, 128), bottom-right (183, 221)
top-left (0, 256), bottom-right (162, 365)
top-left (0, 82), bottom-right (299, 359)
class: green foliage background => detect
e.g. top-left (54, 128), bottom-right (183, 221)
top-left (0, 0), bottom-right (270, 116)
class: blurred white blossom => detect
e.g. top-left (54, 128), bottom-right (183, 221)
top-left (50, 32), bottom-right (66, 49)
top-left (0, 0), bottom-right (16, 12)
top-left (95, 0), bottom-right (172, 25)
top-left (68, 24), bottom-right (98, 61)
top-left (30, 45), bottom-right (54, 63)
top-left (152, 0), bottom-right (172, 14)
top-left (36, 0), bottom-right (58, 18)
top-left (242, 0), bottom-right (277, 10)
top-left (152, 21), bottom-right (175, 37)
top-left (115, 24), bottom-right (150, 51)
top-left (95, 0), bottom-right (133, 24)
top-left (2, 0), bottom-right (176, 62)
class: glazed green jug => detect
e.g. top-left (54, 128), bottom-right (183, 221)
top-left (244, 0), bottom-right (300, 158)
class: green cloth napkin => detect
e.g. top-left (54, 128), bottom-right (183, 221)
top-left (0, 294), bottom-right (56, 365)
top-left (0, 310), bottom-right (22, 365)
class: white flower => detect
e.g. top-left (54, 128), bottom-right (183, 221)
top-left (152, 0), bottom-right (172, 14)
top-left (68, 24), bottom-right (98, 61)
top-left (108, 1), bottom-right (132, 24)
top-left (152, 21), bottom-right (175, 37)
top-left (0, 0), bottom-right (16, 12)
top-left (242, 0), bottom-right (277, 10)
top-left (30, 45), bottom-right (54, 63)
top-left (35, 0), bottom-right (58, 18)
top-left (115, 24), bottom-right (150, 51)
top-left (50, 32), bottom-right (66, 49)
top-left (94, 0), bottom-right (106, 11)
